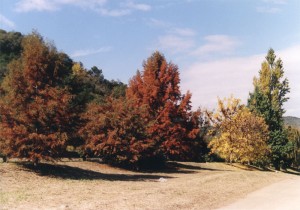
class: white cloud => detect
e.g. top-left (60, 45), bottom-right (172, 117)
top-left (181, 45), bottom-right (300, 117)
top-left (71, 47), bottom-right (112, 58)
top-left (59, 0), bottom-right (107, 10)
top-left (14, 0), bottom-right (150, 17)
top-left (192, 35), bottom-right (240, 56)
top-left (158, 35), bottom-right (195, 53)
top-left (182, 54), bottom-right (262, 110)
top-left (151, 19), bottom-right (239, 58)
top-left (170, 27), bottom-right (196, 37)
top-left (278, 45), bottom-right (300, 117)
top-left (152, 21), bottom-right (196, 53)
top-left (148, 18), bottom-right (171, 28)
top-left (263, 0), bottom-right (287, 4)
top-left (150, 19), bottom-right (196, 37)
top-left (0, 14), bottom-right (16, 28)
top-left (124, 1), bottom-right (151, 11)
top-left (15, 0), bottom-right (61, 12)
top-left (257, 0), bottom-right (287, 13)
top-left (256, 6), bottom-right (281, 13)
top-left (97, 8), bottom-right (131, 17)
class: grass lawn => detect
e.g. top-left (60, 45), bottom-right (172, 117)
top-left (0, 160), bottom-right (298, 210)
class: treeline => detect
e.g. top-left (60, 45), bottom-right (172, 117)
top-left (0, 30), bottom-right (299, 170)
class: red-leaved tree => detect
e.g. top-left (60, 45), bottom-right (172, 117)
top-left (79, 97), bottom-right (158, 169)
top-left (0, 32), bottom-right (74, 164)
top-left (127, 52), bottom-right (201, 160)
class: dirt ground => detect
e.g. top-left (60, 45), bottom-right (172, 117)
top-left (0, 160), bottom-right (298, 210)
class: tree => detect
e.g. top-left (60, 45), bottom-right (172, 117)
top-left (0, 32), bottom-right (74, 164)
top-left (68, 62), bottom-right (126, 111)
top-left (208, 96), bottom-right (270, 164)
top-left (0, 30), bottom-right (23, 81)
top-left (248, 48), bottom-right (290, 169)
top-left (79, 98), bottom-right (155, 169)
top-left (126, 51), bottom-right (202, 160)
top-left (286, 126), bottom-right (300, 168)
top-left (80, 52), bottom-right (203, 168)
top-left (66, 62), bottom-right (127, 149)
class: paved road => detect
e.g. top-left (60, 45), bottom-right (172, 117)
top-left (218, 177), bottom-right (300, 210)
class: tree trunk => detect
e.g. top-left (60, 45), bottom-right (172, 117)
top-left (274, 161), bottom-right (280, 170)
top-left (33, 158), bottom-right (39, 167)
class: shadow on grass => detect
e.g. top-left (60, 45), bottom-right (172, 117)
top-left (282, 167), bottom-right (300, 176)
top-left (166, 162), bottom-right (229, 172)
top-left (19, 163), bottom-right (173, 181)
top-left (282, 170), bottom-right (300, 176)
top-left (80, 161), bottom-right (200, 175)
top-left (227, 163), bottom-right (268, 171)
top-left (134, 161), bottom-right (230, 174)
top-left (227, 163), bottom-right (300, 175)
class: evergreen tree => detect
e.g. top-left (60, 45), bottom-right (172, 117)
top-left (286, 126), bottom-right (300, 167)
top-left (68, 63), bottom-right (126, 109)
top-left (0, 29), bottom-right (23, 81)
top-left (248, 48), bottom-right (291, 170)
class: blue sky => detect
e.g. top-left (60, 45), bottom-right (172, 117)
top-left (1, 0), bottom-right (299, 117)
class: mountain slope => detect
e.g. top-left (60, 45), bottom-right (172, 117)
top-left (284, 116), bottom-right (300, 129)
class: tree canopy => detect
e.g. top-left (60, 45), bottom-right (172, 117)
top-left (79, 52), bottom-right (205, 169)
top-left (0, 32), bottom-right (74, 163)
top-left (79, 98), bottom-right (153, 169)
top-left (248, 49), bottom-right (291, 169)
top-left (126, 51), bottom-right (202, 161)
top-left (0, 30), bottom-right (295, 170)
top-left (0, 30), bottom-right (23, 81)
top-left (208, 96), bottom-right (269, 164)
top-left (0, 30), bottom-right (127, 159)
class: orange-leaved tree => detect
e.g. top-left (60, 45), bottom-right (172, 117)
top-left (127, 51), bottom-right (202, 160)
top-left (79, 97), bottom-right (156, 169)
top-left (0, 32), bottom-right (74, 164)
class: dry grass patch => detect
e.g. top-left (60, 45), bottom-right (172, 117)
top-left (0, 161), bottom-right (297, 210)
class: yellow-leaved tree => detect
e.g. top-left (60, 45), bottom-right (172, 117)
top-left (208, 96), bottom-right (270, 165)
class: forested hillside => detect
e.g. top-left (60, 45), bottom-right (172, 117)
top-left (284, 116), bottom-right (300, 130)
top-left (0, 30), bottom-right (23, 80)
